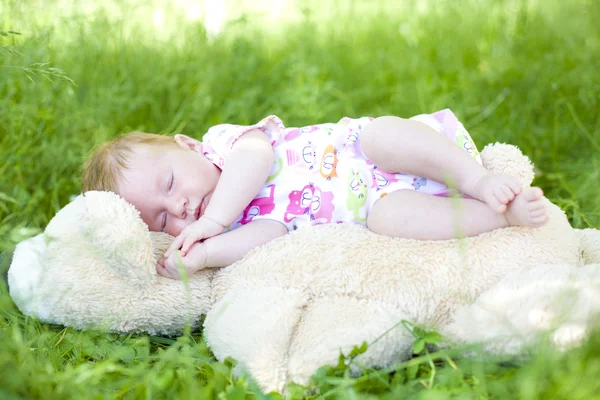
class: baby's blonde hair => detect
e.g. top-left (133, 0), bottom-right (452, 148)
top-left (82, 132), bottom-right (176, 193)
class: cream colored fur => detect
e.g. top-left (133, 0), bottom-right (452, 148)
top-left (8, 143), bottom-right (600, 393)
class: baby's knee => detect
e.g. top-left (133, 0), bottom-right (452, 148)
top-left (360, 116), bottom-right (412, 166)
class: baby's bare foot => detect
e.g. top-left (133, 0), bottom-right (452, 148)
top-left (472, 174), bottom-right (522, 213)
top-left (505, 187), bottom-right (549, 228)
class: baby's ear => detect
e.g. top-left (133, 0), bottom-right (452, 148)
top-left (174, 134), bottom-right (203, 153)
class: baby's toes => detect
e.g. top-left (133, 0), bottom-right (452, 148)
top-left (531, 213), bottom-right (549, 226)
top-left (528, 200), bottom-right (548, 226)
top-left (527, 197), bottom-right (546, 211)
top-left (494, 187), bottom-right (512, 204)
top-left (489, 192), bottom-right (508, 213)
top-left (506, 177), bottom-right (522, 195)
top-left (529, 207), bottom-right (547, 217)
top-left (500, 185), bottom-right (516, 202)
top-left (524, 187), bottom-right (544, 201)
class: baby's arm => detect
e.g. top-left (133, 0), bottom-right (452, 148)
top-left (158, 219), bottom-right (287, 279)
top-left (168, 129), bottom-right (275, 254)
top-left (203, 219), bottom-right (288, 267)
top-left (204, 129), bottom-right (275, 226)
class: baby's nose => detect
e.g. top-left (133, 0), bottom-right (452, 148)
top-left (179, 199), bottom-right (189, 218)
top-left (170, 199), bottom-right (188, 219)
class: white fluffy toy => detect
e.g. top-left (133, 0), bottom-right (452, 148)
top-left (8, 143), bottom-right (600, 393)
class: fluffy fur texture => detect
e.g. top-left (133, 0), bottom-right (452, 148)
top-left (8, 143), bottom-right (600, 392)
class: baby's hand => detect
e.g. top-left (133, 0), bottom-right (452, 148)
top-left (166, 215), bottom-right (224, 257)
top-left (157, 242), bottom-right (208, 280)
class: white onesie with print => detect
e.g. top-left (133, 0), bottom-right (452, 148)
top-left (200, 109), bottom-right (482, 231)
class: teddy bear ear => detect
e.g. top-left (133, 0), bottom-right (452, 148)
top-left (77, 191), bottom-right (157, 285)
top-left (44, 191), bottom-right (157, 285)
top-left (44, 193), bottom-right (88, 238)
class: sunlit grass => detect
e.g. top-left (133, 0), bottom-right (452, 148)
top-left (1, 0), bottom-right (599, 398)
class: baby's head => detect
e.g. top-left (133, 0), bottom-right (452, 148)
top-left (82, 132), bottom-right (221, 236)
top-left (82, 132), bottom-right (174, 194)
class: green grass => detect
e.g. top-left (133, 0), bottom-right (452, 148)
top-left (1, 0), bottom-right (599, 398)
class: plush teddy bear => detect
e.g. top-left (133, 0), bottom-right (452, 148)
top-left (8, 143), bottom-right (600, 393)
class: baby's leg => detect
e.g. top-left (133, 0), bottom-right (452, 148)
top-left (360, 116), bottom-right (540, 214)
top-left (368, 189), bottom-right (548, 240)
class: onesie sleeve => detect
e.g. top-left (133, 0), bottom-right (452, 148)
top-left (201, 115), bottom-right (285, 168)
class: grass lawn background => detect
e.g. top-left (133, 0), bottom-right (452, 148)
top-left (1, 0), bottom-right (599, 398)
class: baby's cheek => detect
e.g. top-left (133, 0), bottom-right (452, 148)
top-left (169, 220), bottom-right (189, 237)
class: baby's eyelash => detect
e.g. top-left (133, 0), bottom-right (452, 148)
top-left (168, 173), bottom-right (174, 190)
top-left (161, 213), bottom-right (167, 231)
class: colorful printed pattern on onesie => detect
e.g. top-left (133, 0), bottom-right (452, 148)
top-left (201, 109), bottom-right (482, 232)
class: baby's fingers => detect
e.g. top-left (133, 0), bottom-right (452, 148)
top-left (156, 263), bottom-right (177, 280)
top-left (180, 234), bottom-right (202, 255)
top-left (166, 234), bottom-right (187, 257)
